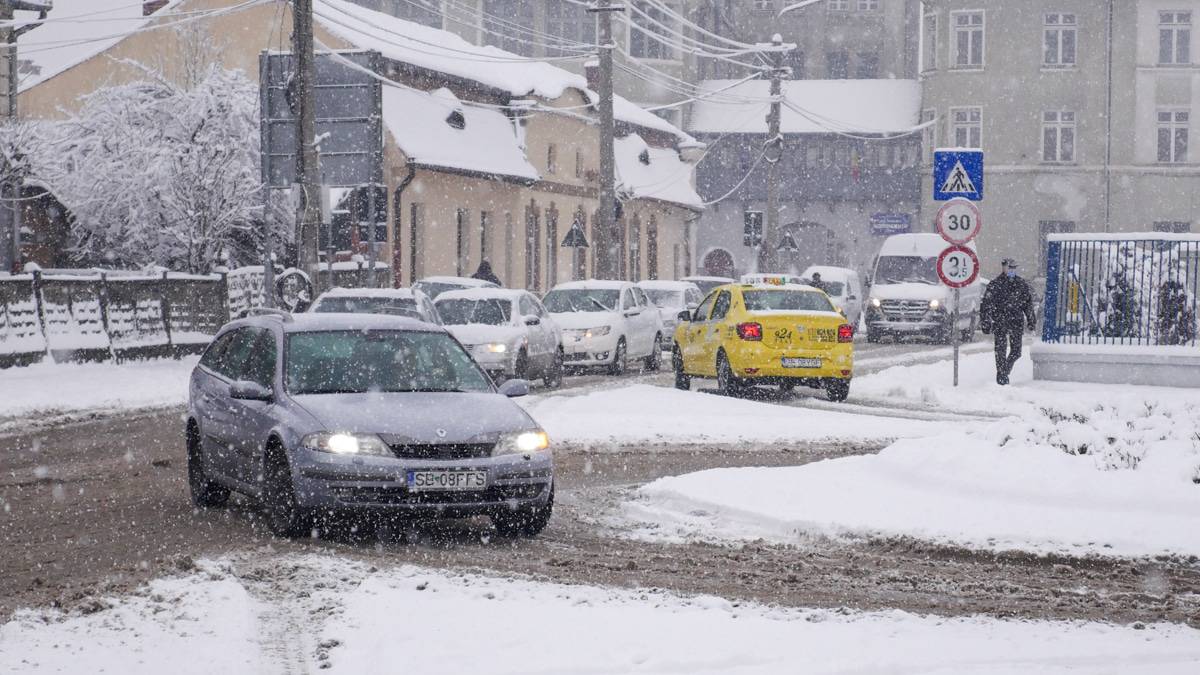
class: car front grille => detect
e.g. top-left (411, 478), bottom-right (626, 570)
top-left (383, 442), bottom-right (495, 460)
top-left (333, 483), bottom-right (545, 505)
top-left (880, 299), bottom-right (931, 322)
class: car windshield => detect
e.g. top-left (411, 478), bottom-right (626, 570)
top-left (875, 256), bottom-right (939, 285)
top-left (414, 282), bottom-right (467, 299)
top-left (436, 298), bottom-right (511, 326)
top-left (542, 288), bottom-right (619, 313)
top-left (743, 290), bottom-right (835, 313)
top-left (285, 330), bottom-right (492, 395)
top-left (643, 289), bottom-right (683, 308)
top-left (312, 296), bottom-right (418, 317)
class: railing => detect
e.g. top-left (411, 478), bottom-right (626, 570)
top-left (1042, 234), bottom-right (1200, 348)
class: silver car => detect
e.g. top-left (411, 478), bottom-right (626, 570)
top-left (436, 288), bottom-right (564, 387)
top-left (185, 311), bottom-right (554, 538)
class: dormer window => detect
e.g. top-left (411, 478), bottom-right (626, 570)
top-left (446, 110), bottom-right (466, 130)
top-left (638, 149), bottom-right (651, 165)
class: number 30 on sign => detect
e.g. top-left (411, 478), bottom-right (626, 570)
top-left (936, 245), bottom-right (980, 288)
top-left (935, 198), bottom-right (982, 245)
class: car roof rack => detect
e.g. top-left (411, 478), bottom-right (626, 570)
top-left (243, 307), bottom-right (293, 322)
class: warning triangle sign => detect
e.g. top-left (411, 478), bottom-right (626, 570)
top-left (940, 160), bottom-right (978, 196)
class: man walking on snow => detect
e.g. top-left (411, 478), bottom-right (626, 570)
top-left (980, 258), bottom-right (1036, 385)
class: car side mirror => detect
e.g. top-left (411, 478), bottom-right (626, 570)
top-left (524, 315), bottom-right (541, 326)
top-left (498, 378), bottom-right (530, 398)
top-left (230, 380), bottom-right (272, 401)
top-left (847, 294), bottom-right (857, 301)
top-left (624, 309), bottom-right (638, 317)
top-left (676, 310), bottom-right (692, 322)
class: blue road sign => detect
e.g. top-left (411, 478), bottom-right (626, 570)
top-left (933, 149), bottom-right (984, 201)
top-left (870, 213), bottom-right (911, 236)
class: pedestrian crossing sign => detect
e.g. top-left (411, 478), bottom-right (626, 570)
top-left (933, 149), bottom-right (984, 201)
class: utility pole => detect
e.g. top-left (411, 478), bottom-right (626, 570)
top-left (292, 0), bottom-right (321, 289)
top-left (758, 34), bottom-right (785, 274)
top-left (0, 0), bottom-right (49, 274)
top-left (589, 0), bottom-right (623, 280)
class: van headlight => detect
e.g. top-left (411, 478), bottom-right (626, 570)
top-left (929, 299), bottom-right (941, 310)
top-left (301, 432), bottom-right (392, 457)
top-left (870, 297), bottom-right (881, 308)
top-left (494, 430), bottom-right (550, 457)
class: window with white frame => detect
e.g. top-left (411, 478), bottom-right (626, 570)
top-left (921, 7), bottom-right (938, 72)
top-left (858, 0), bottom-right (879, 11)
top-left (1153, 221), bottom-right (1191, 233)
top-left (951, 10), bottom-right (985, 69)
top-left (629, 1), bottom-right (680, 61)
top-left (386, 0), bottom-right (441, 28)
top-left (950, 107), bottom-right (982, 148)
top-left (1043, 13), bottom-right (1077, 67)
top-left (828, 0), bottom-right (850, 11)
top-left (1157, 109), bottom-right (1189, 163)
top-left (1042, 111), bottom-right (1075, 162)
top-left (1159, 11), bottom-right (1192, 65)
top-left (545, 0), bottom-right (593, 57)
top-left (753, 0), bottom-right (774, 11)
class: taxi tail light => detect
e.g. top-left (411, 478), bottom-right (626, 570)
top-left (837, 324), bottom-right (854, 342)
top-left (736, 322), bottom-right (763, 341)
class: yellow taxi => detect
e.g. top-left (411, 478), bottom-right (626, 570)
top-left (670, 282), bottom-right (854, 401)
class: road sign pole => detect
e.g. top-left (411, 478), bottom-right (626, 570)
top-left (952, 287), bottom-right (960, 387)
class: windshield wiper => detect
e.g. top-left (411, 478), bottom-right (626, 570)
top-left (384, 387), bottom-right (468, 393)
top-left (589, 297), bottom-right (610, 311)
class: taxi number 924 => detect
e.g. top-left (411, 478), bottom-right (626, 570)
top-left (774, 327), bottom-right (836, 343)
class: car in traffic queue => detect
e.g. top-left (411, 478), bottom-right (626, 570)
top-left (413, 275), bottom-right (499, 300)
top-left (801, 265), bottom-right (865, 329)
top-left (186, 310), bottom-right (555, 539)
top-left (671, 283), bottom-right (855, 401)
top-left (636, 279), bottom-right (704, 338)
top-left (309, 287), bottom-right (442, 324)
top-left (542, 280), bottom-right (665, 375)
top-left (435, 288), bottom-right (564, 387)
top-left (680, 275), bottom-right (735, 296)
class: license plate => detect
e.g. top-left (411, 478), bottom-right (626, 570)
top-left (782, 357), bottom-right (822, 369)
top-left (406, 470), bottom-right (487, 492)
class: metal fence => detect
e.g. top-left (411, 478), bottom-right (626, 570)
top-left (1042, 235), bottom-right (1200, 347)
top-left (0, 261), bottom-right (390, 366)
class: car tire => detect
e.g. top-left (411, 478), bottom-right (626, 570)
top-left (492, 485), bottom-right (554, 537)
top-left (824, 379), bottom-right (850, 402)
top-left (866, 330), bottom-right (881, 344)
top-left (644, 333), bottom-right (663, 372)
top-left (672, 345), bottom-right (690, 390)
top-left (779, 382), bottom-right (795, 394)
top-left (716, 351), bottom-right (743, 396)
top-left (187, 422), bottom-right (230, 508)
top-left (543, 349), bottom-right (564, 389)
top-left (261, 444), bottom-right (313, 539)
top-left (608, 338), bottom-right (627, 376)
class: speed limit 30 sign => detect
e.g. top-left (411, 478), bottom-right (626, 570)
top-left (935, 198), bottom-right (982, 245)
top-left (937, 245), bottom-right (980, 288)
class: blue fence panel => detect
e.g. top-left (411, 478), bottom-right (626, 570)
top-left (1042, 236), bottom-right (1199, 347)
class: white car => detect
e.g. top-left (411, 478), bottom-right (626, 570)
top-left (801, 265), bottom-right (865, 328)
top-left (309, 287), bottom-right (441, 324)
top-left (542, 280), bottom-right (665, 375)
top-left (636, 279), bottom-right (703, 337)
top-left (413, 275), bottom-right (499, 300)
top-left (435, 288), bottom-right (563, 387)
top-left (680, 275), bottom-right (734, 296)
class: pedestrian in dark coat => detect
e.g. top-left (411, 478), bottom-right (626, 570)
top-left (980, 258), bottom-right (1037, 385)
top-left (472, 260), bottom-right (502, 286)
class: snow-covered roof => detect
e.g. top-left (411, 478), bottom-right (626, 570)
top-left (417, 276), bottom-right (497, 287)
top-left (16, 0), bottom-right (185, 93)
top-left (315, 0), bottom-right (693, 143)
top-left (615, 133), bottom-right (703, 211)
top-left (381, 86), bottom-right (538, 182)
top-left (801, 265), bottom-right (858, 282)
top-left (549, 279), bottom-right (633, 291)
top-left (688, 79), bottom-right (922, 136)
top-left (317, 287), bottom-right (421, 299)
top-left (435, 288), bottom-right (529, 303)
top-left (636, 280), bottom-right (700, 292)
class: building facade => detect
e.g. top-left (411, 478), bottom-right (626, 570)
top-left (919, 0), bottom-right (1200, 277)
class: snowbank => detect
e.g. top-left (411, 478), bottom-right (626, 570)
top-left (0, 357), bottom-right (196, 421)
top-left (519, 383), bottom-right (946, 446)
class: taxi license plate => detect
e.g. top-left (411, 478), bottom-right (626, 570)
top-left (782, 357), bottom-right (822, 369)
top-left (406, 470), bottom-right (487, 492)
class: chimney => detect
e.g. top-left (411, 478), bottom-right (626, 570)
top-left (584, 60), bottom-right (599, 91)
top-left (144, 1), bottom-right (168, 16)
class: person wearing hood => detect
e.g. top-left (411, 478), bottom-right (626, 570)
top-left (472, 259), bottom-right (502, 286)
top-left (980, 258), bottom-right (1036, 385)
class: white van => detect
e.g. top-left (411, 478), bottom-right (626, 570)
top-left (864, 233), bottom-right (982, 343)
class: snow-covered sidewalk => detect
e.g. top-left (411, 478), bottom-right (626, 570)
top-left (0, 357), bottom-right (196, 423)
top-left (3, 554), bottom-right (1199, 675)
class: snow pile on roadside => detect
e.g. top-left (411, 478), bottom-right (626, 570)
top-left (627, 432), bottom-right (1200, 557)
top-left (0, 562), bottom-right (265, 674)
top-left (520, 384), bottom-right (946, 446)
top-left (0, 356), bottom-right (196, 422)
top-left (9, 553), bottom-right (1199, 674)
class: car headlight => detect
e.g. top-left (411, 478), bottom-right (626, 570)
top-left (586, 326), bottom-right (612, 338)
top-left (301, 432), bottom-right (392, 457)
top-left (485, 343), bottom-right (508, 353)
top-left (493, 430), bottom-right (551, 457)
top-left (929, 299), bottom-right (941, 310)
top-left (870, 297), bottom-right (881, 308)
